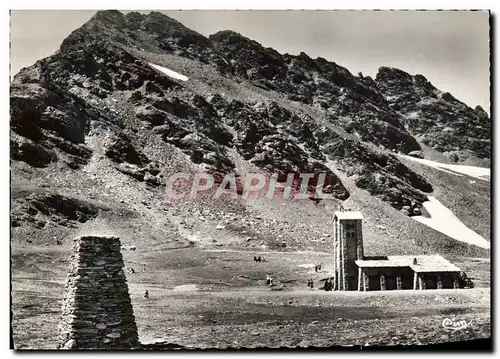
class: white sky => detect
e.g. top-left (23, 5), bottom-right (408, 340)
top-left (10, 10), bottom-right (490, 113)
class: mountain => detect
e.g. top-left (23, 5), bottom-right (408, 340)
top-left (10, 10), bottom-right (490, 257)
top-left (376, 67), bottom-right (491, 162)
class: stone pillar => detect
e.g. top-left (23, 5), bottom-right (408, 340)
top-left (437, 275), bottom-right (443, 289)
top-left (453, 274), bottom-right (459, 289)
top-left (419, 275), bottom-right (425, 290)
top-left (363, 272), bottom-right (370, 291)
top-left (413, 272), bottom-right (418, 290)
top-left (396, 275), bottom-right (402, 290)
top-left (58, 236), bottom-right (139, 350)
top-left (380, 275), bottom-right (386, 291)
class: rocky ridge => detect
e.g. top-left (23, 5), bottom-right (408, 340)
top-left (10, 11), bottom-right (490, 255)
top-left (376, 66), bottom-right (490, 161)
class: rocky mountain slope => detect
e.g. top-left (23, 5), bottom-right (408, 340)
top-left (10, 10), bottom-right (490, 257)
top-left (376, 67), bottom-right (491, 162)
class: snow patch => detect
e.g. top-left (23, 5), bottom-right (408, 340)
top-left (413, 196), bottom-right (489, 249)
top-left (398, 154), bottom-right (490, 181)
top-left (148, 62), bottom-right (189, 82)
top-left (384, 95), bottom-right (399, 102)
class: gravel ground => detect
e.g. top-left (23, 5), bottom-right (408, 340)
top-left (11, 246), bottom-right (490, 350)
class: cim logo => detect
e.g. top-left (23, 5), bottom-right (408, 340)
top-left (442, 317), bottom-right (472, 331)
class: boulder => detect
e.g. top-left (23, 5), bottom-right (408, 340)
top-left (408, 150), bottom-right (424, 159)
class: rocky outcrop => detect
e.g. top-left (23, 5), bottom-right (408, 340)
top-left (11, 192), bottom-right (102, 229)
top-left (105, 132), bottom-right (150, 167)
top-left (475, 105), bottom-right (489, 120)
top-left (210, 32), bottom-right (421, 154)
top-left (375, 66), bottom-right (491, 159)
top-left (58, 236), bottom-right (139, 350)
top-left (10, 81), bottom-right (93, 169)
top-left (10, 138), bottom-right (57, 168)
top-left (209, 30), bottom-right (286, 81)
top-left (324, 138), bottom-right (432, 212)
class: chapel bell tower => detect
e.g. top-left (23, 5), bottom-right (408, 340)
top-left (333, 211), bottom-right (364, 290)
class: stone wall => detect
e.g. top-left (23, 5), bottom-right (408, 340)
top-left (333, 218), bottom-right (339, 290)
top-left (356, 219), bottom-right (364, 260)
top-left (340, 222), bottom-right (348, 290)
top-left (58, 236), bottom-right (139, 350)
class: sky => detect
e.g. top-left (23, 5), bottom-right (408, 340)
top-left (10, 10), bottom-right (490, 113)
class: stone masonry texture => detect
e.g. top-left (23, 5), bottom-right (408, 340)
top-left (57, 236), bottom-right (139, 350)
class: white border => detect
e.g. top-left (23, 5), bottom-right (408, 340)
top-left (2, 1), bottom-right (497, 358)
top-left (4, 0), bottom-right (499, 10)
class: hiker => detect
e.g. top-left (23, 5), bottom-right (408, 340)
top-left (129, 267), bottom-right (135, 274)
top-left (257, 256), bottom-right (262, 263)
top-left (254, 256), bottom-right (257, 262)
top-left (318, 264), bottom-right (322, 271)
top-left (144, 290), bottom-right (149, 299)
top-left (266, 275), bottom-right (273, 286)
top-left (310, 280), bottom-right (314, 289)
top-left (307, 279), bottom-right (312, 288)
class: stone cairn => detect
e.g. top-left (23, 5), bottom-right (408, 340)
top-left (58, 236), bottom-right (139, 350)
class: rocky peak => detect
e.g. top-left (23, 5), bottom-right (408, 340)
top-left (124, 11), bottom-right (144, 23)
top-left (209, 30), bottom-right (248, 44)
top-left (412, 74), bottom-right (437, 97)
top-left (60, 11), bottom-right (215, 64)
top-left (91, 9), bottom-right (126, 24)
top-left (376, 66), bottom-right (413, 83)
top-left (293, 52), bottom-right (318, 68)
top-left (475, 105), bottom-right (489, 120)
top-left (209, 30), bottom-right (286, 79)
top-left (87, 10), bottom-right (194, 36)
top-left (139, 11), bottom-right (208, 42)
top-left (376, 66), bottom-right (490, 160)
